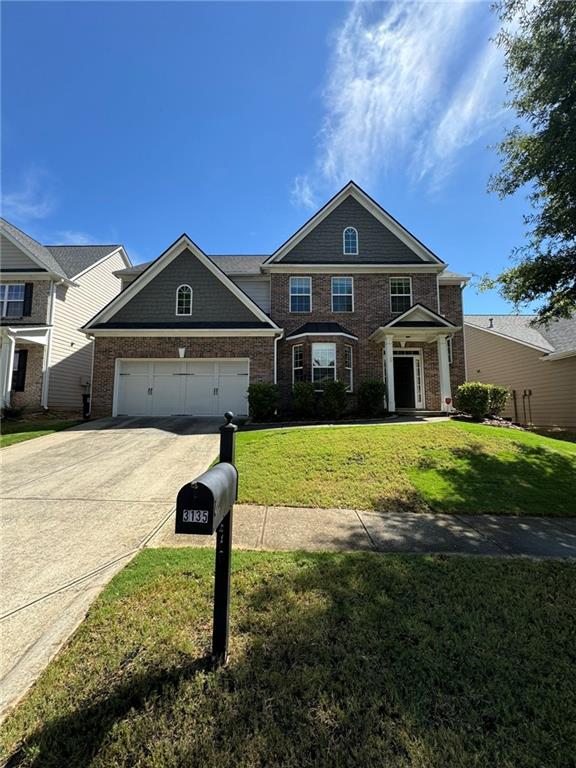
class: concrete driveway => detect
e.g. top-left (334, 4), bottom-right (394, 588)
top-left (0, 416), bottom-right (220, 718)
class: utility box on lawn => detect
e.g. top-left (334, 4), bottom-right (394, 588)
top-left (175, 462), bottom-right (238, 536)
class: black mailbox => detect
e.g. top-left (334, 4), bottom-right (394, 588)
top-left (175, 462), bottom-right (238, 536)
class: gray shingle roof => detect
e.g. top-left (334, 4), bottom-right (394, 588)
top-left (1, 218), bottom-right (68, 278)
top-left (115, 254), bottom-right (268, 279)
top-left (46, 245), bottom-right (122, 279)
top-left (465, 314), bottom-right (576, 354)
top-left (286, 322), bottom-right (357, 339)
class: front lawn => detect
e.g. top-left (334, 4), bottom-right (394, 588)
top-left (2, 549), bottom-right (574, 767)
top-left (0, 418), bottom-right (81, 448)
top-left (235, 421), bottom-right (576, 516)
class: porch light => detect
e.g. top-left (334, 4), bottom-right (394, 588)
top-left (178, 347), bottom-right (186, 358)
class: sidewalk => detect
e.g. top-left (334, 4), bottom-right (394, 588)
top-left (151, 504), bottom-right (576, 558)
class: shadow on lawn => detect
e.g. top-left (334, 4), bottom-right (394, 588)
top-left (412, 442), bottom-right (576, 516)
top-left (7, 554), bottom-right (574, 768)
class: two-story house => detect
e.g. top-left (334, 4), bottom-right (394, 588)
top-left (83, 182), bottom-right (467, 418)
top-left (0, 218), bottom-right (131, 412)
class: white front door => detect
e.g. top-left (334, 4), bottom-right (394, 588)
top-left (115, 359), bottom-right (249, 417)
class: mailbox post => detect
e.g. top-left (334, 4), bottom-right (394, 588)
top-left (175, 412), bottom-right (238, 669)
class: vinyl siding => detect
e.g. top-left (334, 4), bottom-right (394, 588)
top-left (110, 248), bottom-right (259, 324)
top-left (230, 277), bottom-right (270, 313)
top-left (48, 251), bottom-right (126, 409)
top-left (0, 235), bottom-right (43, 270)
top-left (279, 196), bottom-right (426, 264)
top-left (465, 324), bottom-right (576, 428)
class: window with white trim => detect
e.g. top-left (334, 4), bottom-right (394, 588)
top-left (447, 336), bottom-right (453, 365)
top-left (292, 344), bottom-right (305, 383)
top-left (0, 283), bottom-right (25, 317)
top-left (343, 227), bottom-right (358, 255)
top-left (289, 276), bottom-right (311, 313)
top-left (312, 342), bottom-right (336, 390)
top-left (331, 277), bottom-right (353, 313)
top-left (176, 284), bottom-right (192, 315)
top-left (344, 345), bottom-right (353, 392)
top-left (390, 277), bottom-right (412, 313)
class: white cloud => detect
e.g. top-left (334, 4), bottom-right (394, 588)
top-left (52, 229), bottom-right (96, 245)
top-left (293, 1), bottom-right (506, 207)
top-left (1, 169), bottom-right (56, 222)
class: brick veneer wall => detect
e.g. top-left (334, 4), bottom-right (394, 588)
top-left (11, 344), bottom-right (44, 410)
top-left (271, 272), bottom-right (441, 407)
top-left (439, 284), bottom-right (466, 397)
top-left (91, 336), bottom-right (275, 417)
top-left (1, 280), bottom-right (51, 326)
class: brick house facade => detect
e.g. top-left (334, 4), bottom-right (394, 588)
top-left (85, 182), bottom-right (467, 418)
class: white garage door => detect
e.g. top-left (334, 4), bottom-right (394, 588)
top-left (115, 359), bottom-right (249, 417)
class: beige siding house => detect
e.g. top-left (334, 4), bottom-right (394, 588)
top-left (465, 315), bottom-right (576, 428)
top-left (1, 219), bottom-right (131, 412)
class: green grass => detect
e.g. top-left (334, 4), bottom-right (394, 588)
top-left (0, 418), bottom-right (81, 448)
top-left (2, 549), bottom-right (574, 768)
top-left (235, 421), bottom-right (576, 516)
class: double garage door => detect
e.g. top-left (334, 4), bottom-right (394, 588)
top-left (115, 359), bottom-right (249, 417)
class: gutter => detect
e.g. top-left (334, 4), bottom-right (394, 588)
top-left (273, 330), bottom-right (284, 385)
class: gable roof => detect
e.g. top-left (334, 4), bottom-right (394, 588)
top-left (286, 322), bottom-right (358, 340)
top-left (83, 234), bottom-right (280, 332)
top-left (115, 254), bottom-right (267, 279)
top-left (1, 218), bottom-right (130, 280)
top-left (264, 181), bottom-right (444, 266)
top-left (465, 314), bottom-right (576, 356)
top-left (46, 245), bottom-right (127, 279)
top-left (386, 303), bottom-right (459, 328)
top-left (1, 218), bottom-right (68, 278)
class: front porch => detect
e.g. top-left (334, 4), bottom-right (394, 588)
top-left (0, 326), bottom-right (50, 410)
top-left (368, 304), bottom-right (460, 414)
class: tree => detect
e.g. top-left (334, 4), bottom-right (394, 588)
top-left (488, 0), bottom-right (576, 323)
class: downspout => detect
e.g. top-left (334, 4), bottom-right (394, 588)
top-left (273, 330), bottom-right (284, 384)
top-left (41, 279), bottom-right (60, 409)
top-left (87, 333), bottom-right (95, 417)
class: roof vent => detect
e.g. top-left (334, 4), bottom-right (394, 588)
top-left (488, 317), bottom-right (494, 329)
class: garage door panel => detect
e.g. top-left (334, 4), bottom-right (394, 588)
top-left (184, 375), bottom-right (216, 416)
top-left (120, 361), bottom-right (149, 375)
top-left (218, 360), bottom-right (248, 375)
top-left (152, 375), bottom-right (183, 416)
top-left (152, 362), bottom-right (184, 376)
top-left (217, 375), bottom-right (248, 416)
top-left (117, 373), bottom-right (150, 416)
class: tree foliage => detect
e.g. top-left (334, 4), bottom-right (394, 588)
top-left (489, 0), bottom-right (576, 323)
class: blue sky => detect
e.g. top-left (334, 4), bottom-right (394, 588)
top-left (2, 1), bottom-right (531, 313)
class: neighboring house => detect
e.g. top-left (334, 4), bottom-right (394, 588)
top-left (0, 218), bottom-right (131, 412)
top-left (83, 182), bottom-right (468, 418)
top-left (465, 314), bottom-right (576, 428)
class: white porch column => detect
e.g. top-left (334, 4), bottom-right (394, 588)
top-left (0, 334), bottom-right (16, 408)
top-left (437, 334), bottom-right (452, 412)
top-left (384, 334), bottom-right (395, 412)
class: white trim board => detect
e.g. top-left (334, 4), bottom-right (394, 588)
top-left (265, 181), bottom-right (444, 266)
top-left (86, 328), bottom-right (282, 338)
top-left (262, 263), bottom-right (443, 274)
top-left (69, 246), bottom-right (131, 281)
top-left (83, 235), bottom-right (280, 331)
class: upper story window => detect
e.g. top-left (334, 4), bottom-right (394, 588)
top-left (331, 277), bottom-right (354, 313)
top-left (0, 283), bottom-right (26, 317)
top-left (390, 277), bottom-right (412, 313)
top-left (289, 276), bottom-right (311, 313)
top-left (312, 342), bottom-right (336, 390)
top-left (343, 227), bottom-right (358, 256)
top-left (176, 284), bottom-right (192, 315)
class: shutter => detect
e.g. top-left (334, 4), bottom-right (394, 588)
top-left (23, 284), bottom-right (33, 316)
top-left (13, 349), bottom-right (28, 392)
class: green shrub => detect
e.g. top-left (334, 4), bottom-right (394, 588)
top-left (247, 383), bottom-right (279, 422)
top-left (322, 380), bottom-right (348, 420)
top-left (292, 381), bottom-right (316, 419)
top-left (488, 385), bottom-right (509, 416)
top-left (357, 380), bottom-right (387, 417)
top-left (456, 382), bottom-right (491, 420)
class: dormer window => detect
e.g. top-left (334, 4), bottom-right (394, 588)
top-left (176, 284), bottom-right (192, 315)
top-left (343, 227), bottom-right (358, 256)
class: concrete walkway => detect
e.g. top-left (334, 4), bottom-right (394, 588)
top-left (0, 416), bottom-right (220, 719)
top-left (152, 504), bottom-right (576, 558)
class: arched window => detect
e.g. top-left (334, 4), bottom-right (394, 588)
top-left (176, 284), bottom-right (192, 315)
top-left (343, 227), bottom-right (358, 256)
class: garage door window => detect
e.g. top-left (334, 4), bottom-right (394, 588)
top-left (176, 285), bottom-right (193, 315)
